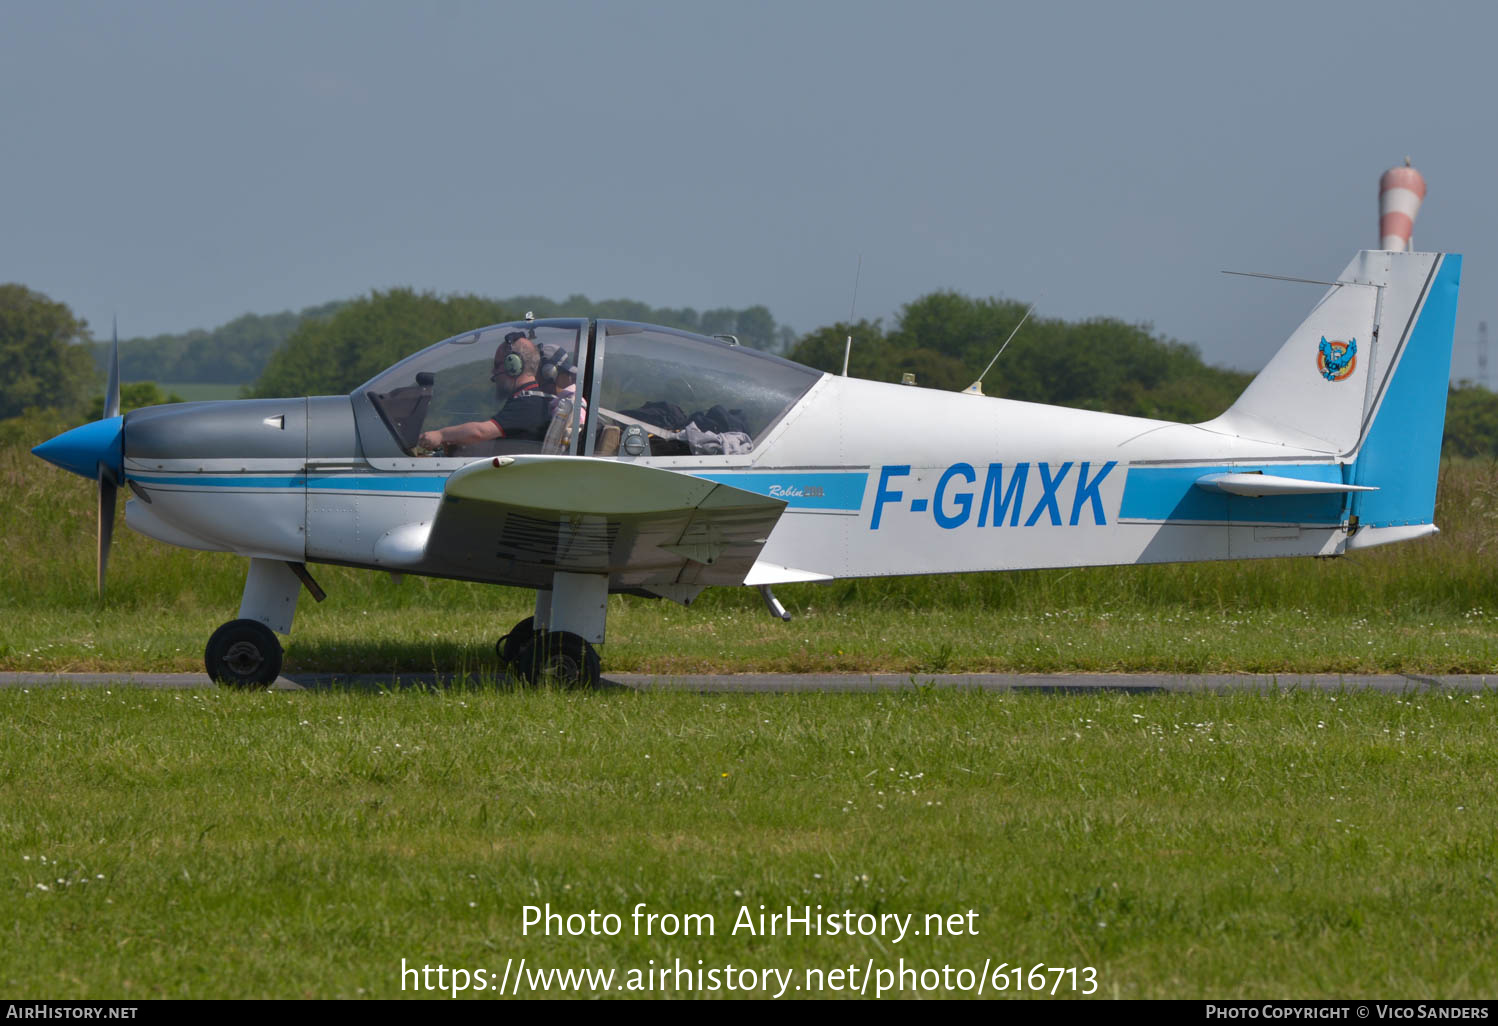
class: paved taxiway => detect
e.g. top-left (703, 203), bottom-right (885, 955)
top-left (0, 672), bottom-right (1493, 693)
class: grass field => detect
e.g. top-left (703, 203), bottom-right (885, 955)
top-left (2, 685), bottom-right (1495, 999)
top-left (4, 425), bottom-right (1498, 999)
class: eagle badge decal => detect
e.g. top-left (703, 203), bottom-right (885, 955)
top-left (1317, 336), bottom-right (1357, 382)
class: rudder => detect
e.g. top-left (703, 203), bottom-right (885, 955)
top-left (1349, 253), bottom-right (1461, 527)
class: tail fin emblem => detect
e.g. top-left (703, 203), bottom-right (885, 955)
top-left (1317, 336), bottom-right (1357, 382)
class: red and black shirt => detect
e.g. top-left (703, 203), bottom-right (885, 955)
top-left (491, 387), bottom-right (551, 440)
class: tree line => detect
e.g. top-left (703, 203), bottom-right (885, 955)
top-left (5, 279), bottom-right (1498, 456)
top-left (88, 301), bottom-right (346, 384)
top-left (786, 293), bottom-right (1253, 424)
top-left (91, 294), bottom-right (791, 390)
top-left (251, 291), bottom-right (792, 398)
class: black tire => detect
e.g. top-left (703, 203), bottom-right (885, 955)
top-left (496, 616), bottom-right (536, 664)
top-left (513, 630), bottom-right (601, 689)
top-left (205, 619), bottom-right (284, 687)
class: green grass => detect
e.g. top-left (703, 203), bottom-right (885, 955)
top-left (3, 424), bottom-right (1498, 674)
top-left (6, 425), bottom-right (1498, 998)
top-left (2, 686), bottom-right (1495, 998)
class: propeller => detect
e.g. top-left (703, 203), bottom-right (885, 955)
top-left (31, 317), bottom-right (126, 596)
top-left (98, 463), bottom-right (117, 594)
top-left (97, 319), bottom-right (121, 593)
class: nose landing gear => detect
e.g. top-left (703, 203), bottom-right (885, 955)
top-left (205, 618), bottom-right (284, 687)
top-left (205, 558), bottom-right (317, 687)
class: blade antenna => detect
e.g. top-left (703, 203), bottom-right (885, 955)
top-left (964, 300), bottom-right (1038, 396)
top-left (841, 255), bottom-right (862, 376)
top-left (1221, 270), bottom-right (1342, 287)
top-left (103, 316), bottom-right (121, 419)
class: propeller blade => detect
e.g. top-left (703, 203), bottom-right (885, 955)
top-left (97, 465), bottom-right (117, 596)
top-left (103, 317), bottom-right (121, 420)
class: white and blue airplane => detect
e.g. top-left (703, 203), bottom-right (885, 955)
top-left (33, 249), bottom-right (1460, 687)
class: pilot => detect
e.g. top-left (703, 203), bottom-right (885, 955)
top-left (417, 332), bottom-right (551, 451)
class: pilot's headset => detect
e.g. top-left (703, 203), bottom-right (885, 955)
top-left (538, 344), bottom-right (572, 387)
top-left (493, 331), bottom-right (528, 381)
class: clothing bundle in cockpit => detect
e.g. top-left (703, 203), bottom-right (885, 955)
top-left (615, 401), bottom-right (754, 455)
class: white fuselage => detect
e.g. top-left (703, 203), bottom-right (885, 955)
top-left (122, 375), bottom-right (1362, 591)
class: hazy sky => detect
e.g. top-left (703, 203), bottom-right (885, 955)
top-left (5, 0), bottom-right (1495, 381)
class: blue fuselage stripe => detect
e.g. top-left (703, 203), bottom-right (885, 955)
top-left (128, 470), bottom-right (871, 510)
top-left (1119, 464), bottom-right (1348, 524)
top-left (308, 476), bottom-right (447, 492)
top-left (691, 471), bottom-right (869, 510)
top-left (130, 474), bottom-right (448, 493)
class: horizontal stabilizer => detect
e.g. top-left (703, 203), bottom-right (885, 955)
top-left (1345, 523), bottom-right (1438, 551)
top-left (1193, 472), bottom-right (1377, 497)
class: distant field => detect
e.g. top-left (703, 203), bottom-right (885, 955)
top-left (3, 685), bottom-right (1495, 999)
top-left (148, 381), bottom-right (246, 402)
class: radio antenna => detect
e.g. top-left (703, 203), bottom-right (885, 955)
top-left (963, 300), bottom-right (1037, 396)
top-left (841, 254), bottom-right (862, 376)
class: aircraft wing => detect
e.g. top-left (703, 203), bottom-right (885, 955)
top-left (382, 455), bottom-right (787, 590)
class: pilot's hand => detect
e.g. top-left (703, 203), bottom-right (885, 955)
top-left (417, 430), bottom-right (443, 451)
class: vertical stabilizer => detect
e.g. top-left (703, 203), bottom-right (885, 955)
top-left (1202, 251), bottom-right (1445, 456)
top-left (1202, 250), bottom-right (1459, 530)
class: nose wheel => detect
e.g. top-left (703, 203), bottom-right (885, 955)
top-left (205, 618), bottom-right (284, 687)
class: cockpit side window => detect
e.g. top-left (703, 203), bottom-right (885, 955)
top-left (358, 320), bottom-right (585, 457)
top-left (592, 324), bottom-right (822, 458)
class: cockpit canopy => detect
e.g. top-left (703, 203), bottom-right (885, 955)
top-left (357, 319), bottom-right (822, 459)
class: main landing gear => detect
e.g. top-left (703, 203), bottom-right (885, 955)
top-left (501, 628), bottom-right (601, 689)
top-left (495, 572), bottom-right (606, 689)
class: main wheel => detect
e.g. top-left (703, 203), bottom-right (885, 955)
top-left (205, 619), bottom-right (284, 687)
top-left (512, 630), bottom-right (601, 689)
top-left (495, 616), bottom-right (537, 664)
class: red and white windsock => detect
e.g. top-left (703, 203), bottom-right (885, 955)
top-left (1379, 160), bottom-right (1426, 251)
